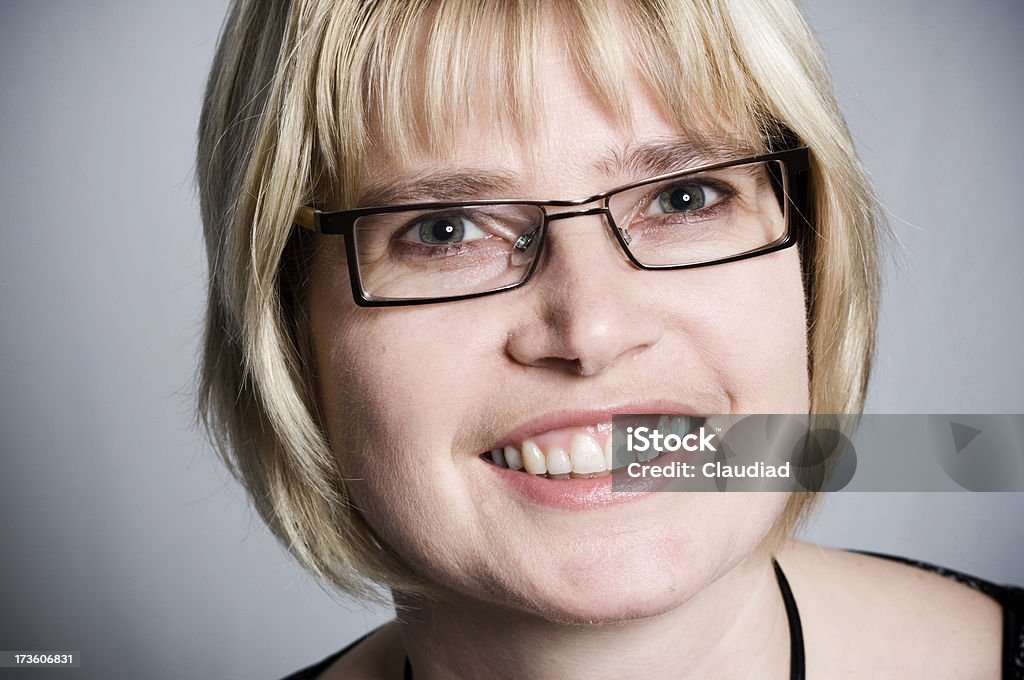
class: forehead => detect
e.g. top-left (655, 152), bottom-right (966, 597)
top-left (359, 30), bottom-right (754, 204)
top-left (358, 100), bottom-right (754, 208)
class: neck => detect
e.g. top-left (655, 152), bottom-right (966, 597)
top-left (394, 544), bottom-right (792, 680)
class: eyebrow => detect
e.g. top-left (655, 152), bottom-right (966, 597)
top-left (599, 137), bottom-right (752, 179)
top-left (358, 169), bottom-right (521, 207)
top-left (357, 137), bottom-right (751, 206)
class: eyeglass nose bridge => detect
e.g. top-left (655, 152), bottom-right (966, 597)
top-left (512, 205), bottom-right (632, 258)
top-left (544, 205), bottom-right (608, 222)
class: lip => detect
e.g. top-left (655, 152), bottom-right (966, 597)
top-left (488, 458), bottom-right (693, 509)
top-left (482, 400), bottom-right (705, 510)
top-left (484, 400), bottom-right (705, 451)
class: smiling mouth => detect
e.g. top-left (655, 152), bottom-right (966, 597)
top-left (481, 415), bottom-right (706, 479)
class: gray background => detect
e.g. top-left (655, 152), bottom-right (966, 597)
top-left (0, 1), bottom-right (1021, 678)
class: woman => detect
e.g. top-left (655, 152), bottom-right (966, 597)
top-left (196, 1), bottom-right (1022, 677)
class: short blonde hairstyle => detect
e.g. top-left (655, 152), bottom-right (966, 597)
top-left (198, 0), bottom-right (881, 600)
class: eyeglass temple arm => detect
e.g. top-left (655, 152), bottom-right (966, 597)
top-left (294, 207), bottom-right (320, 233)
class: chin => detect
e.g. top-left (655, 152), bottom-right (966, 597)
top-left (483, 499), bottom-right (784, 626)
top-left (511, 573), bottom-right (696, 627)
top-left (489, 534), bottom-right (709, 626)
top-left (541, 593), bottom-right (691, 626)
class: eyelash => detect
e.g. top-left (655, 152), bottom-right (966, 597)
top-left (636, 177), bottom-right (737, 223)
top-left (389, 210), bottom-right (497, 259)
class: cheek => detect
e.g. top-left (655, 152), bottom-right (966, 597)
top-left (308, 239), bottom-right (493, 448)
top-left (670, 249), bottom-right (809, 413)
top-left (307, 274), bottom-right (505, 557)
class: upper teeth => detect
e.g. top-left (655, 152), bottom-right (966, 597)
top-left (490, 432), bottom-right (613, 477)
top-left (487, 416), bottom-right (699, 478)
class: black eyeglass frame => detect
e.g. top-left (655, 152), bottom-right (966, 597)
top-left (294, 147), bottom-right (812, 307)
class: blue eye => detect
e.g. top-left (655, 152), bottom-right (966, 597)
top-left (401, 213), bottom-right (489, 246)
top-left (417, 216), bottom-right (468, 244)
top-left (657, 183), bottom-right (709, 213)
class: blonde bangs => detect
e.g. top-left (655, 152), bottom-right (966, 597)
top-left (301, 0), bottom-right (799, 209)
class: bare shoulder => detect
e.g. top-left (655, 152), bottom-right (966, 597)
top-left (776, 541), bottom-right (1003, 679)
top-left (318, 621), bottom-right (403, 680)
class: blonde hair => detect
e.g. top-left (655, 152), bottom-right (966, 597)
top-left (197, 0), bottom-right (881, 600)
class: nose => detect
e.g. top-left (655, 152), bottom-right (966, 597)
top-left (504, 211), bottom-right (665, 377)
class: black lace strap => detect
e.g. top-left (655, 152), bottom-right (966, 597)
top-left (773, 558), bottom-right (805, 680)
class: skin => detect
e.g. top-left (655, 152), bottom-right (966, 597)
top-left (306, 24), bottom-right (1002, 680)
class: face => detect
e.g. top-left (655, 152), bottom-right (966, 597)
top-left (307, 33), bottom-right (809, 623)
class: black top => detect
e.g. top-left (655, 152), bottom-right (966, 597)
top-left (281, 551), bottom-right (1024, 679)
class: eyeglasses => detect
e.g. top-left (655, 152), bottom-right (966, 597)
top-left (294, 147), bottom-right (810, 307)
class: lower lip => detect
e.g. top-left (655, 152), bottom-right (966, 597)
top-left (486, 447), bottom-right (696, 510)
